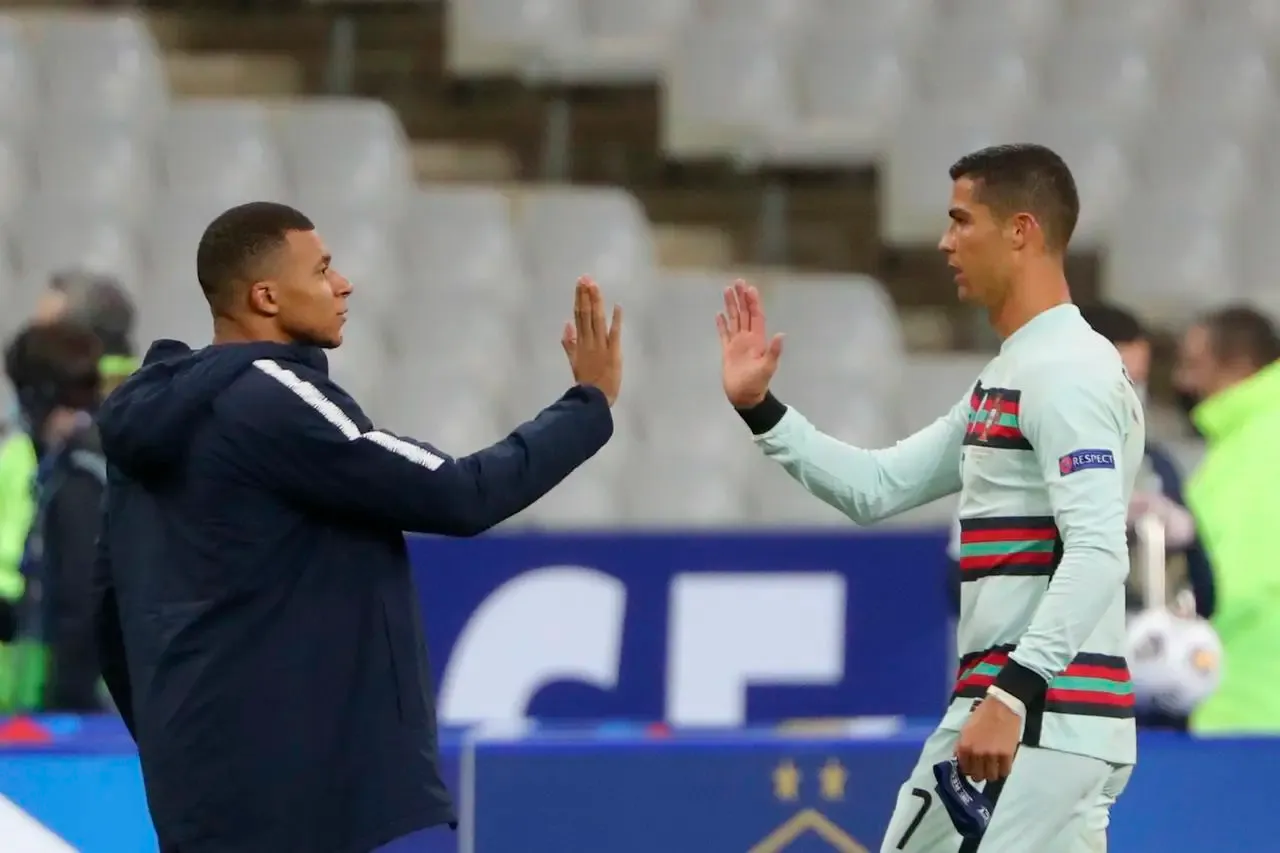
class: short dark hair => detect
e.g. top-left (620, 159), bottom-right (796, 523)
top-left (4, 320), bottom-right (103, 411)
top-left (949, 143), bottom-right (1080, 253)
top-left (195, 202), bottom-right (314, 313)
top-left (49, 271), bottom-right (136, 357)
top-left (1200, 304), bottom-right (1280, 371)
top-left (1078, 303), bottom-right (1145, 346)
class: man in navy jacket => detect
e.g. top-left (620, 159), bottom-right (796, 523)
top-left (92, 202), bottom-right (622, 853)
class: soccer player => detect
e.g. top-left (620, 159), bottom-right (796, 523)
top-left (92, 202), bottom-right (622, 853)
top-left (718, 145), bottom-right (1142, 852)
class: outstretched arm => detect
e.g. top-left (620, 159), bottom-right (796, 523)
top-left (719, 280), bottom-right (967, 525)
top-left (738, 393), bottom-right (968, 524)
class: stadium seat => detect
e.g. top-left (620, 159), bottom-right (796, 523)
top-left (0, 16), bottom-right (35, 140)
top-left (1016, 106), bottom-right (1133, 248)
top-left (1042, 22), bottom-right (1158, 128)
top-left (402, 185), bottom-right (526, 311)
top-left (160, 100), bottom-right (289, 206)
top-left (379, 371), bottom-right (509, 455)
top-left (533, 0), bottom-right (694, 83)
top-left (811, 0), bottom-right (936, 52)
top-left (1160, 26), bottom-right (1275, 136)
top-left (1132, 119), bottom-right (1253, 223)
top-left (389, 296), bottom-right (518, 396)
top-left (446, 0), bottom-right (579, 77)
top-left (276, 100), bottom-right (412, 216)
top-left (746, 462), bottom-right (850, 527)
top-left (938, 0), bottom-right (1063, 50)
top-left (642, 270), bottom-right (732, 363)
top-left (33, 119), bottom-right (153, 222)
top-left (912, 27), bottom-right (1035, 120)
top-left (33, 14), bottom-right (167, 131)
top-left (1103, 190), bottom-right (1240, 325)
top-left (1190, 0), bottom-right (1280, 42)
top-left (136, 270), bottom-right (213, 350)
top-left (766, 274), bottom-right (904, 399)
top-left (517, 468), bottom-right (625, 528)
top-left (758, 30), bottom-right (907, 166)
top-left (699, 0), bottom-right (817, 31)
top-left (1068, 0), bottom-right (1189, 39)
top-left (16, 202), bottom-right (141, 303)
top-left (517, 186), bottom-right (655, 298)
top-left (1238, 195), bottom-right (1280, 320)
top-left (622, 456), bottom-right (751, 526)
top-left (661, 18), bottom-right (792, 161)
top-left (898, 354), bottom-right (988, 434)
top-left (0, 135), bottom-right (27, 234)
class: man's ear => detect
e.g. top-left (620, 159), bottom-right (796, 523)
top-left (1008, 212), bottom-right (1039, 251)
top-left (247, 280), bottom-right (280, 317)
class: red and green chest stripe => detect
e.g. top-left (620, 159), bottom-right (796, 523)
top-left (958, 515), bottom-right (1061, 580)
top-left (955, 645), bottom-right (1134, 719)
top-left (964, 383), bottom-right (1032, 451)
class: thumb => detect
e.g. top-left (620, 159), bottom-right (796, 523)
top-left (561, 321), bottom-right (576, 357)
top-left (767, 333), bottom-right (784, 363)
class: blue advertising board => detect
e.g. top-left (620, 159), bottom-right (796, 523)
top-left (0, 717), bottom-right (1274, 852)
top-left (408, 531), bottom-right (954, 726)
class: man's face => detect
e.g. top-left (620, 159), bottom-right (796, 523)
top-left (1116, 338), bottom-right (1151, 387)
top-left (32, 290), bottom-right (68, 325)
top-left (252, 229), bottom-right (351, 348)
top-left (1174, 322), bottom-right (1245, 406)
top-left (938, 177), bottom-right (1013, 308)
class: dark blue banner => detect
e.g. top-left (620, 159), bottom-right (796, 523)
top-left (408, 531), bottom-right (954, 725)
top-left (0, 717), bottom-right (1273, 852)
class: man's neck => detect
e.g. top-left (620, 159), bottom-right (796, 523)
top-left (212, 315), bottom-right (293, 346)
top-left (989, 258), bottom-right (1072, 340)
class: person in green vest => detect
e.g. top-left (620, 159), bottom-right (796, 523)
top-left (0, 271), bottom-right (137, 710)
top-left (1173, 305), bottom-right (1280, 734)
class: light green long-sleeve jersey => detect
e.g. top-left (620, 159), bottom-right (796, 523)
top-left (748, 305), bottom-right (1144, 765)
top-left (0, 431), bottom-right (34, 602)
top-left (1188, 360), bottom-right (1280, 734)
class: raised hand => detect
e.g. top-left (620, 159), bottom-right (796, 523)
top-left (562, 276), bottom-right (623, 407)
top-left (717, 280), bottom-right (783, 408)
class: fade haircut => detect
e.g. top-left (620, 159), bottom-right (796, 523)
top-left (196, 202), bottom-right (315, 313)
top-left (1201, 304), bottom-right (1280, 371)
top-left (1078, 303), bottom-right (1145, 346)
top-left (949, 143), bottom-right (1080, 253)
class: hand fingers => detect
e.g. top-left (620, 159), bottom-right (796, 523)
top-left (742, 281), bottom-right (757, 333)
top-left (574, 277), bottom-right (592, 340)
top-left (723, 285), bottom-right (742, 335)
top-left (607, 303), bottom-right (623, 349)
top-left (734, 280), bottom-right (752, 333)
top-left (716, 313), bottom-right (730, 348)
top-left (767, 332), bottom-right (784, 364)
top-left (998, 750), bottom-right (1015, 780)
top-left (955, 745), bottom-right (973, 779)
top-left (587, 277), bottom-right (605, 341)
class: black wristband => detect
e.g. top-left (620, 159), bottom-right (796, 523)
top-left (992, 659), bottom-right (1049, 708)
top-left (735, 392), bottom-right (788, 435)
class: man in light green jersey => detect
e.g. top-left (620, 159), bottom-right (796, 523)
top-left (718, 144), bottom-right (1143, 853)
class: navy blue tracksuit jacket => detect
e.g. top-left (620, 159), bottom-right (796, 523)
top-left (92, 340), bottom-right (613, 853)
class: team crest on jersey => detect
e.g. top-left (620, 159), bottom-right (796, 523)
top-left (978, 397), bottom-right (1001, 442)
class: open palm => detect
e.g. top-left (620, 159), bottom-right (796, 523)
top-left (717, 280), bottom-right (784, 408)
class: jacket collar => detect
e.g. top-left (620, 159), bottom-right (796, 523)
top-left (1193, 360), bottom-right (1280, 442)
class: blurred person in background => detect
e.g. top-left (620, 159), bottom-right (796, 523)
top-left (945, 303), bottom-right (1213, 627)
top-left (0, 272), bottom-right (135, 710)
top-left (4, 320), bottom-right (107, 712)
top-left (1173, 305), bottom-right (1280, 734)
